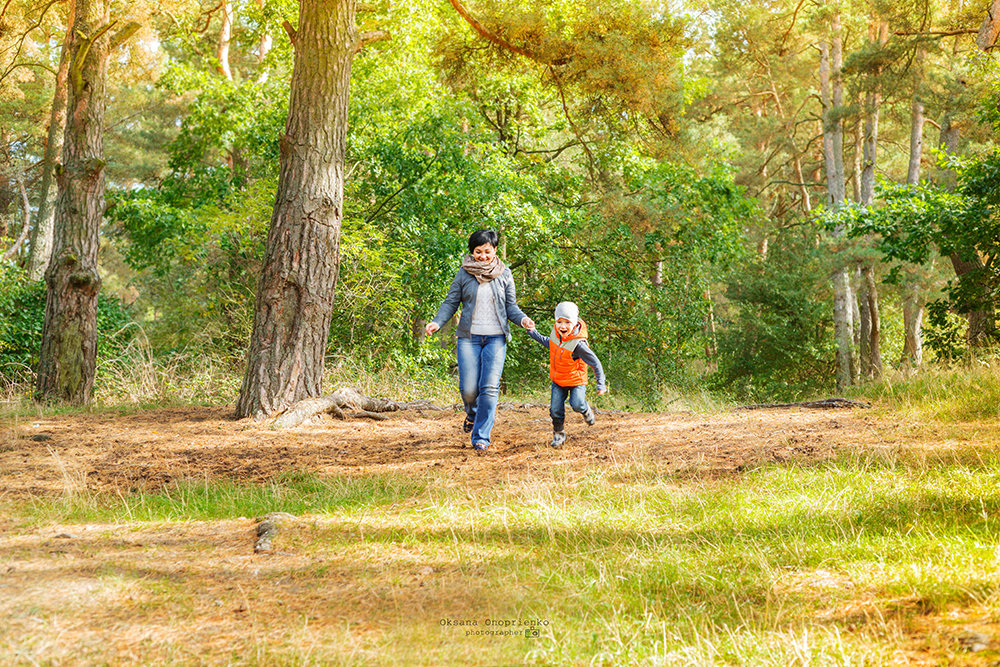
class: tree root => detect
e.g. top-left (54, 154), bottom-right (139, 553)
top-left (271, 389), bottom-right (617, 428)
top-left (738, 397), bottom-right (871, 410)
top-left (272, 387), bottom-right (399, 428)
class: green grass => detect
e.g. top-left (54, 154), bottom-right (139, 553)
top-left (13, 473), bottom-right (427, 524)
top-left (5, 453), bottom-right (1000, 664)
top-left (852, 359), bottom-right (1000, 422)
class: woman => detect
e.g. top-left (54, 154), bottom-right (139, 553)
top-left (425, 229), bottom-right (535, 452)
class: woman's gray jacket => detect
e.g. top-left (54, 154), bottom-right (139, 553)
top-left (431, 267), bottom-right (528, 341)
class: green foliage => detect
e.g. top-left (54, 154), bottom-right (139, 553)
top-left (0, 264), bottom-right (135, 384)
top-left (844, 168), bottom-right (1000, 350)
top-left (713, 233), bottom-right (836, 401)
top-left (924, 300), bottom-right (966, 362)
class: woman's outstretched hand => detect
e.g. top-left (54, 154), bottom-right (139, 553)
top-left (424, 322), bottom-right (440, 336)
top-left (521, 317), bottom-right (535, 330)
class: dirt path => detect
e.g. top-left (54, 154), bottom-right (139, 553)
top-left (3, 405), bottom-right (993, 664)
top-left (1, 404), bottom-right (884, 498)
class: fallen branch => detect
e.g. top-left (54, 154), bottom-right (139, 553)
top-left (737, 397), bottom-right (871, 410)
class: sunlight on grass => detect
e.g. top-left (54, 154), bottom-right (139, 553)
top-left (5, 453), bottom-right (1000, 664)
top-left (15, 473), bottom-right (426, 524)
top-left (855, 360), bottom-right (1000, 422)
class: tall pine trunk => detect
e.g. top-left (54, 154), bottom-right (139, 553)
top-left (821, 14), bottom-right (855, 390)
top-left (36, 0), bottom-right (110, 404)
top-left (901, 48), bottom-right (926, 372)
top-left (857, 18), bottom-right (887, 381)
top-left (236, 0), bottom-right (358, 418)
top-left (27, 1), bottom-right (75, 281)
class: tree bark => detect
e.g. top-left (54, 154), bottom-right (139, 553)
top-left (949, 252), bottom-right (997, 347)
top-left (1, 177), bottom-right (32, 261)
top-left (236, 0), bottom-right (358, 419)
top-left (821, 15), bottom-right (855, 390)
top-left (26, 0), bottom-right (75, 281)
top-left (900, 276), bottom-right (923, 370)
top-left (217, 1), bottom-right (234, 80)
top-left (36, 0), bottom-right (110, 404)
top-left (978, 0), bottom-right (1000, 50)
top-left (900, 49), bottom-right (925, 373)
top-left (857, 18), bottom-right (887, 380)
top-left (255, 0), bottom-right (273, 83)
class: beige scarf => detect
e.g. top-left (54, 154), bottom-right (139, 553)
top-left (461, 254), bottom-right (505, 284)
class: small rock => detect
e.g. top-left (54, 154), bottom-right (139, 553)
top-left (29, 434), bottom-right (52, 442)
top-left (957, 629), bottom-right (993, 652)
top-left (54, 533), bottom-right (79, 539)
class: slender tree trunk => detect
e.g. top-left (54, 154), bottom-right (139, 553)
top-left (256, 0), bottom-right (273, 83)
top-left (2, 177), bottom-right (32, 260)
top-left (217, 1), bottom-right (234, 80)
top-left (821, 15), bottom-right (855, 389)
top-left (857, 265), bottom-right (871, 375)
top-left (901, 49), bottom-right (925, 372)
top-left (236, 0), bottom-right (359, 419)
top-left (26, 1), bottom-right (75, 281)
top-left (36, 0), bottom-right (110, 404)
top-left (857, 18), bottom-right (887, 380)
top-left (862, 265), bottom-right (881, 378)
top-left (901, 278), bottom-right (923, 369)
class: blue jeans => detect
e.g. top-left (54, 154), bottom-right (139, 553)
top-left (550, 382), bottom-right (588, 432)
top-left (457, 334), bottom-right (507, 446)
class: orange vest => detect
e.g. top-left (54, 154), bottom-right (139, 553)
top-left (549, 319), bottom-right (589, 387)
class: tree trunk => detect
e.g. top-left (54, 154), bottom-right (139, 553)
top-left (978, 0), bottom-right (1000, 51)
top-left (901, 50), bottom-right (925, 373)
top-left (857, 18), bottom-right (887, 380)
top-left (1, 177), bottom-right (32, 261)
top-left (949, 252), bottom-right (997, 347)
top-left (36, 0), bottom-right (110, 404)
top-left (900, 277), bottom-right (923, 370)
top-left (26, 0), bottom-right (75, 281)
top-left (821, 15), bottom-right (855, 390)
top-left (857, 265), bottom-right (871, 376)
top-left (936, 115), bottom-right (993, 345)
top-left (236, 0), bottom-right (359, 419)
top-left (255, 0), bottom-right (273, 83)
top-left (862, 265), bottom-right (881, 379)
top-left (217, 1), bottom-right (234, 80)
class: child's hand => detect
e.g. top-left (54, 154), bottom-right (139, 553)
top-left (425, 322), bottom-right (440, 336)
top-left (597, 387), bottom-right (608, 396)
top-left (521, 317), bottom-right (535, 330)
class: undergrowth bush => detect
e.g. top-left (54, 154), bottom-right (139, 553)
top-left (0, 264), bottom-right (135, 389)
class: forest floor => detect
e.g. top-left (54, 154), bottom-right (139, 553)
top-left (3, 403), bottom-right (1000, 664)
top-left (1, 402), bottom-right (893, 498)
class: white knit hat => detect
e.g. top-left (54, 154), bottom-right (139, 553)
top-left (554, 301), bottom-right (579, 324)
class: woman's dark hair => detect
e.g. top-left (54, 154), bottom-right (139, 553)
top-left (468, 229), bottom-right (499, 254)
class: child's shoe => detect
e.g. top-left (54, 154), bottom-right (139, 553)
top-left (550, 431), bottom-right (567, 448)
top-left (463, 415), bottom-right (474, 433)
top-left (583, 407), bottom-right (596, 426)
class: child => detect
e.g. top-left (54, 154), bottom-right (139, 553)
top-left (526, 301), bottom-right (607, 447)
